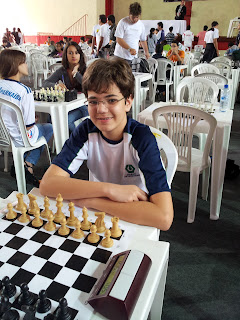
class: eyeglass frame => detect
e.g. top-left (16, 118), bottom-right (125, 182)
top-left (84, 97), bottom-right (126, 107)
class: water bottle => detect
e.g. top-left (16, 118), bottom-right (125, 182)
top-left (220, 84), bottom-right (230, 112)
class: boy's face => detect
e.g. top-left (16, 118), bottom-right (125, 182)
top-left (87, 83), bottom-right (132, 141)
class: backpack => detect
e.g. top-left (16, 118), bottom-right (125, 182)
top-left (131, 58), bottom-right (150, 86)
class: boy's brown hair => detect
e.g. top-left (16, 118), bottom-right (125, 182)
top-left (0, 50), bottom-right (26, 78)
top-left (82, 57), bottom-right (135, 99)
top-left (129, 2), bottom-right (142, 16)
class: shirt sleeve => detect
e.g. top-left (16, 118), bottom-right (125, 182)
top-left (213, 29), bottom-right (219, 39)
top-left (115, 19), bottom-right (125, 39)
top-left (139, 23), bottom-right (147, 42)
top-left (21, 89), bottom-right (35, 127)
top-left (43, 68), bottom-right (64, 88)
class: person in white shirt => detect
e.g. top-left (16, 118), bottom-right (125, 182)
top-left (182, 25), bottom-right (194, 51)
top-left (96, 15), bottom-right (110, 58)
top-left (91, 23), bottom-right (100, 55)
top-left (114, 2), bottom-right (150, 62)
top-left (202, 21), bottom-right (219, 62)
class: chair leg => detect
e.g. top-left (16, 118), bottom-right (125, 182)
top-left (198, 133), bottom-right (207, 151)
top-left (3, 151), bottom-right (8, 172)
top-left (202, 166), bottom-right (210, 201)
top-left (187, 168), bottom-right (200, 223)
top-left (13, 157), bottom-right (27, 194)
top-left (166, 84), bottom-right (170, 102)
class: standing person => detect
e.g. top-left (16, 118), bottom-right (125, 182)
top-left (107, 14), bottom-right (117, 55)
top-left (12, 28), bottom-right (20, 45)
top-left (114, 2), bottom-right (150, 63)
top-left (40, 58), bottom-right (173, 230)
top-left (91, 23), bottom-right (100, 55)
top-left (197, 25), bottom-right (208, 48)
top-left (17, 28), bottom-right (23, 45)
top-left (96, 15), bottom-right (110, 58)
top-left (236, 22), bottom-right (240, 46)
top-left (175, 0), bottom-right (186, 20)
top-left (156, 22), bottom-right (165, 44)
top-left (0, 50), bottom-right (53, 186)
top-left (182, 25), bottom-right (194, 51)
top-left (165, 26), bottom-right (175, 45)
top-left (43, 41), bottom-right (88, 133)
top-left (45, 36), bottom-right (51, 45)
top-left (147, 28), bottom-right (157, 55)
top-left (167, 40), bottom-right (185, 64)
top-left (202, 21), bottom-right (219, 63)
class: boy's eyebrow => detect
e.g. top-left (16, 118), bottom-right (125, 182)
top-left (88, 94), bottom-right (119, 99)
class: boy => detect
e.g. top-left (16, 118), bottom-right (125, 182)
top-left (182, 25), bottom-right (194, 51)
top-left (40, 58), bottom-right (173, 230)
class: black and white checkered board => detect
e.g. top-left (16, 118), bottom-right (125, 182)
top-left (0, 210), bottom-right (125, 320)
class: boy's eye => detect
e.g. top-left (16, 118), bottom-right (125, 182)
top-left (107, 99), bottom-right (118, 105)
top-left (88, 100), bottom-right (98, 106)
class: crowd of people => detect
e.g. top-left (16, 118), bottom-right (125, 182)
top-left (1, 27), bottom-right (23, 50)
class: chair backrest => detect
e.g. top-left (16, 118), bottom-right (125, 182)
top-left (195, 72), bottom-right (228, 86)
top-left (184, 52), bottom-right (194, 64)
top-left (29, 49), bottom-right (40, 55)
top-left (86, 57), bottom-right (100, 67)
top-left (155, 59), bottom-right (174, 85)
top-left (176, 77), bottom-right (219, 104)
top-left (31, 53), bottom-right (49, 73)
top-left (194, 45), bottom-right (203, 52)
top-left (49, 63), bottom-right (62, 73)
top-left (193, 51), bottom-right (201, 61)
top-left (152, 105), bottom-right (217, 168)
top-left (191, 63), bottom-right (220, 77)
top-left (0, 111), bottom-right (11, 149)
top-left (147, 58), bottom-right (158, 80)
top-left (0, 97), bottom-right (33, 148)
top-left (210, 61), bottom-right (231, 78)
top-left (211, 56), bottom-right (232, 66)
top-left (149, 126), bottom-right (178, 186)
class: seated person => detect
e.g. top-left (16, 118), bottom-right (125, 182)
top-left (162, 40), bottom-right (171, 53)
top-left (48, 41), bottom-right (56, 54)
top-left (165, 27), bottom-right (175, 45)
top-left (45, 36), bottom-right (51, 45)
top-left (43, 41), bottom-right (88, 133)
top-left (152, 43), bottom-right (167, 60)
top-left (225, 42), bottom-right (239, 57)
top-left (1, 38), bottom-right (11, 49)
top-left (40, 58), bottom-right (173, 230)
top-left (167, 40), bottom-right (185, 64)
top-left (79, 36), bottom-right (89, 51)
top-left (0, 50), bottom-right (53, 186)
top-left (153, 44), bottom-right (169, 101)
top-left (49, 41), bottom-right (63, 58)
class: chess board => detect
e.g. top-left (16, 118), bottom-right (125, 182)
top-left (0, 195), bottom-right (136, 319)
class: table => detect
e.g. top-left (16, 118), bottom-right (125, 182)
top-left (35, 94), bottom-right (86, 154)
top-left (0, 188), bottom-right (170, 320)
top-left (141, 20), bottom-right (186, 36)
top-left (137, 102), bottom-right (233, 221)
top-left (133, 72), bottom-right (153, 120)
top-left (173, 64), bottom-right (188, 99)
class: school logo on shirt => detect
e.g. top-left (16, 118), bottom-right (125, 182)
top-left (125, 165), bottom-right (135, 174)
top-left (27, 129), bottom-right (33, 139)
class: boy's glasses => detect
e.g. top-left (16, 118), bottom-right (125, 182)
top-left (85, 97), bottom-right (125, 107)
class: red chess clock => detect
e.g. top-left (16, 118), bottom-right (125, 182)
top-left (87, 250), bottom-right (152, 320)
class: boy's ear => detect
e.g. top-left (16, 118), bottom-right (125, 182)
top-left (125, 95), bottom-right (133, 112)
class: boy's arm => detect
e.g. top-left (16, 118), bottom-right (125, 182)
top-left (71, 191), bottom-right (173, 231)
top-left (40, 164), bottom-right (148, 203)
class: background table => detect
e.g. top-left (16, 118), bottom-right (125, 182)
top-left (35, 94), bottom-right (86, 154)
top-left (0, 188), bottom-right (169, 320)
top-left (137, 102), bottom-right (233, 221)
top-left (141, 20), bottom-right (186, 36)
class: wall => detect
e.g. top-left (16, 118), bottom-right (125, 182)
top-left (114, 0), bottom-right (240, 36)
top-left (0, 0), bottom-right (105, 38)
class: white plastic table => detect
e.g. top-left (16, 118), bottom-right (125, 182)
top-left (137, 102), bottom-right (233, 221)
top-left (0, 188), bottom-right (169, 320)
top-left (35, 94), bottom-right (86, 154)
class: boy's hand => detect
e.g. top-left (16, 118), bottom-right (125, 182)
top-left (108, 184), bottom-right (148, 202)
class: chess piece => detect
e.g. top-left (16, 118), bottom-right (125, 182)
top-left (2, 309), bottom-right (20, 320)
top-left (18, 283), bottom-right (34, 306)
top-left (87, 225), bottom-right (100, 244)
top-left (44, 213), bottom-right (56, 232)
top-left (41, 196), bottom-right (53, 219)
top-left (71, 220), bottom-right (84, 239)
top-left (66, 202), bottom-right (78, 227)
top-left (111, 217), bottom-right (122, 238)
top-left (101, 229), bottom-right (114, 248)
top-left (6, 203), bottom-right (17, 220)
top-left (15, 193), bottom-right (27, 212)
top-left (81, 207), bottom-right (92, 230)
top-left (94, 212), bottom-right (106, 233)
top-left (2, 276), bottom-right (16, 298)
top-left (32, 204), bottom-right (43, 228)
top-left (54, 297), bottom-right (71, 320)
top-left (35, 290), bottom-right (51, 314)
top-left (58, 217), bottom-right (70, 236)
top-left (54, 194), bottom-right (65, 223)
top-left (22, 305), bottom-right (37, 320)
top-left (0, 295), bottom-right (11, 316)
top-left (18, 206), bottom-right (30, 224)
top-left (28, 194), bottom-right (39, 215)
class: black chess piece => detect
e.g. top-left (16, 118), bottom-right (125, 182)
top-left (18, 283), bottom-right (34, 306)
top-left (33, 91), bottom-right (36, 101)
top-left (54, 298), bottom-right (71, 320)
top-left (37, 93), bottom-right (41, 101)
top-left (1, 276), bottom-right (16, 298)
top-left (47, 95), bottom-right (52, 102)
top-left (53, 96), bottom-right (58, 102)
top-left (2, 309), bottom-right (20, 320)
top-left (36, 290), bottom-right (51, 313)
top-left (22, 305), bottom-right (37, 320)
top-left (44, 314), bottom-right (54, 320)
top-left (0, 295), bottom-right (11, 316)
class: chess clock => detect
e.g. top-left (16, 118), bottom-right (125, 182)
top-left (88, 250), bottom-right (152, 320)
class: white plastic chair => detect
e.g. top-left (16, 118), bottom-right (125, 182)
top-left (191, 63), bottom-right (220, 77)
top-left (31, 53), bottom-right (50, 89)
top-left (211, 56), bottom-right (232, 66)
top-left (195, 73), bottom-right (228, 86)
top-left (152, 105), bottom-right (217, 223)
top-left (194, 45), bottom-right (204, 52)
top-left (140, 58), bottom-right (158, 110)
top-left (0, 97), bottom-right (51, 194)
top-left (0, 116), bottom-right (11, 172)
top-left (153, 59), bottom-right (174, 103)
top-left (49, 63), bottom-right (62, 73)
top-left (176, 77), bottom-right (219, 104)
top-left (210, 61), bottom-right (232, 79)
